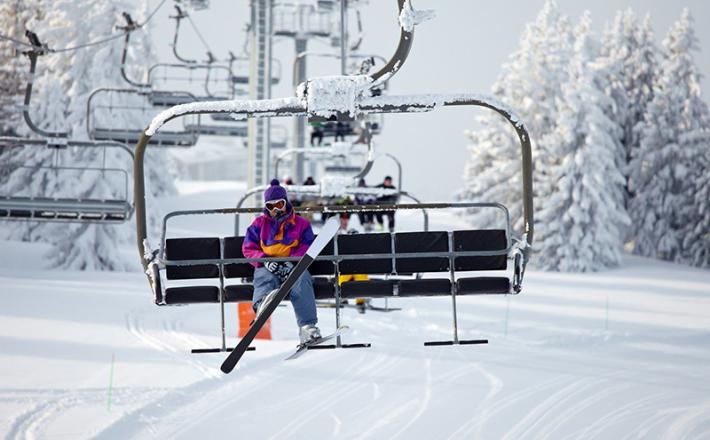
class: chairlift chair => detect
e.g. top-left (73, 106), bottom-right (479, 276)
top-left (0, 32), bottom-right (136, 223)
top-left (86, 88), bottom-right (199, 147)
top-left (0, 139), bottom-right (134, 223)
top-left (131, 0), bottom-right (534, 353)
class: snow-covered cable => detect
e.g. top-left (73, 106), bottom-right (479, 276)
top-left (6, 0), bottom-right (168, 54)
top-left (0, 34), bottom-right (34, 48)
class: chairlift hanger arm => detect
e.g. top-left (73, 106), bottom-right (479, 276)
top-left (21, 32), bottom-right (69, 139)
top-left (169, 5), bottom-right (198, 64)
top-left (119, 14), bottom-right (152, 89)
top-left (369, 0), bottom-right (414, 85)
top-left (358, 93), bottom-right (533, 246)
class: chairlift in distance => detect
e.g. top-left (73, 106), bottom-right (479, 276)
top-left (0, 32), bottom-right (135, 223)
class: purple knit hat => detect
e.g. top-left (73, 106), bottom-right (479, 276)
top-left (264, 179), bottom-right (288, 202)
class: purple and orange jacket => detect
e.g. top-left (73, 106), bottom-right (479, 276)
top-left (242, 211), bottom-right (315, 267)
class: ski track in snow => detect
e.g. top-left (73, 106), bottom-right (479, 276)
top-left (124, 309), bottom-right (221, 379)
top-left (2, 183), bottom-right (710, 439)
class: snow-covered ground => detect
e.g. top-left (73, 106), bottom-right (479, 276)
top-left (1, 182), bottom-right (710, 439)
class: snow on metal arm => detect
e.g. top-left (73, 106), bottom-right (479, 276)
top-left (144, 97), bottom-right (306, 136)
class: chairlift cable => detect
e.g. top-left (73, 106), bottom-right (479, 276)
top-left (0, 0), bottom-right (169, 54)
top-left (0, 34), bottom-right (34, 48)
top-left (186, 14), bottom-right (213, 55)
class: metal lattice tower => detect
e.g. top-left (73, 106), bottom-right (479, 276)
top-left (247, 0), bottom-right (273, 190)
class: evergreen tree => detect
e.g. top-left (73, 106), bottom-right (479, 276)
top-left (600, 10), bottom-right (658, 209)
top-left (535, 12), bottom-right (629, 272)
top-left (629, 9), bottom-right (710, 264)
top-left (0, 0), bottom-right (176, 270)
top-left (682, 128), bottom-right (710, 268)
top-left (459, 0), bottom-right (574, 234)
top-left (0, 1), bottom-right (42, 137)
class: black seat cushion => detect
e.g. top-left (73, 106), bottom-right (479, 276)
top-left (313, 277), bottom-right (335, 299)
top-left (453, 230), bottom-right (507, 271)
top-left (165, 237), bottom-right (220, 280)
top-left (457, 277), bottom-right (510, 294)
top-left (338, 233), bottom-right (392, 275)
top-left (165, 286), bottom-right (219, 304)
top-left (395, 231), bottom-right (450, 273)
top-left (398, 278), bottom-right (452, 296)
top-left (341, 279), bottom-right (394, 298)
top-left (223, 236), bottom-right (255, 278)
top-left (224, 284), bottom-right (254, 302)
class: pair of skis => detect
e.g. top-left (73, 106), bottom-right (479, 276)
top-left (221, 217), bottom-right (341, 374)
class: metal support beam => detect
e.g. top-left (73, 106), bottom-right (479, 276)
top-left (248, 0), bottom-right (273, 190)
top-left (291, 38), bottom-right (308, 183)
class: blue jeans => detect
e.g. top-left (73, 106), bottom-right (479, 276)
top-left (252, 266), bottom-right (318, 327)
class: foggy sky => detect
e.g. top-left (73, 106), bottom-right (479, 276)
top-left (149, 0), bottom-right (710, 201)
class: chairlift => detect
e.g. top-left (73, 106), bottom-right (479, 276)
top-left (273, 3), bottom-right (336, 38)
top-left (274, 134), bottom-right (374, 181)
top-left (86, 88), bottom-right (199, 147)
top-left (0, 138), bottom-right (134, 223)
top-left (168, 6), bottom-right (280, 86)
top-left (131, 0), bottom-right (534, 352)
top-left (0, 32), bottom-right (135, 223)
top-left (174, 0), bottom-right (210, 11)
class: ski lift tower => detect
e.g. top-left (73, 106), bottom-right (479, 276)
top-left (247, 0), bottom-right (275, 190)
top-left (269, 0), bottom-right (349, 184)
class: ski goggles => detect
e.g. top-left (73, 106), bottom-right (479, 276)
top-left (265, 199), bottom-right (286, 211)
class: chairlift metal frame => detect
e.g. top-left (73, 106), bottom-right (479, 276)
top-left (0, 32), bottom-right (136, 223)
top-left (133, 0), bottom-right (534, 350)
top-left (86, 87), bottom-right (200, 147)
top-left (0, 138), bottom-right (135, 223)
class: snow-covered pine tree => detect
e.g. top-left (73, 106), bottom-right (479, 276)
top-left (681, 126), bottom-right (710, 268)
top-left (535, 12), bottom-right (629, 272)
top-left (0, 0), bottom-right (175, 270)
top-left (0, 1), bottom-right (43, 136)
top-left (628, 9), bottom-right (710, 264)
top-left (599, 10), bottom-right (658, 209)
top-left (459, 0), bottom-right (574, 234)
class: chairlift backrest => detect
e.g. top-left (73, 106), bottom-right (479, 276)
top-left (165, 237), bottom-right (220, 280)
top-left (338, 232), bottom-right (392, 275)
top-left (453, 230), bottom-right (508, 271)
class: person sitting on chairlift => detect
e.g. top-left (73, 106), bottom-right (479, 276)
top-left (375, 175), bottom-right (398, 232)
top-left (309, 121), bottom-right (324, 146)
top-left (354, 178), bottom-right (375, 232)
top-left (242, 179), bottom-right (321, 344)
top-left (334, 121), bottom-right (349, 142)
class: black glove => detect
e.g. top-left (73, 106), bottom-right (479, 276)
top-left (276, 262), bottom-right (294, 279)
top-left (264, 261), bottom-right (293, 280)
top-left (264, 261), bottom-right (279, 274)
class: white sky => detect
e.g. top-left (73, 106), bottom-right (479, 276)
top-left (148, 0), bottom-right (710, 201)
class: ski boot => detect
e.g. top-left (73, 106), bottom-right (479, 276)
top-left (299, 324), bottom-right (322, 344)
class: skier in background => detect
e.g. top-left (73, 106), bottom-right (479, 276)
top-left (242, 179), bottom-right (321, 344)
top-left (354, 178), bottom-right (375, 231)
top-left (309, 121), bottom-right (324, 146)
top-left (374, 175), bottom-right (398, 232)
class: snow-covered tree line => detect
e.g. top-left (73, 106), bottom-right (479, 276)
top-left (0, 0), bottom-right (176, 271)
top-left (459, 1), bottom-right (710, 271)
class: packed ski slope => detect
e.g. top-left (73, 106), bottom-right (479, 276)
top-left (1, 182), bottom-right (710, 439)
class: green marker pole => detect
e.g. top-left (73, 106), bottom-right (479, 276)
top-left (107, 353), bottom-right (115, 411)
